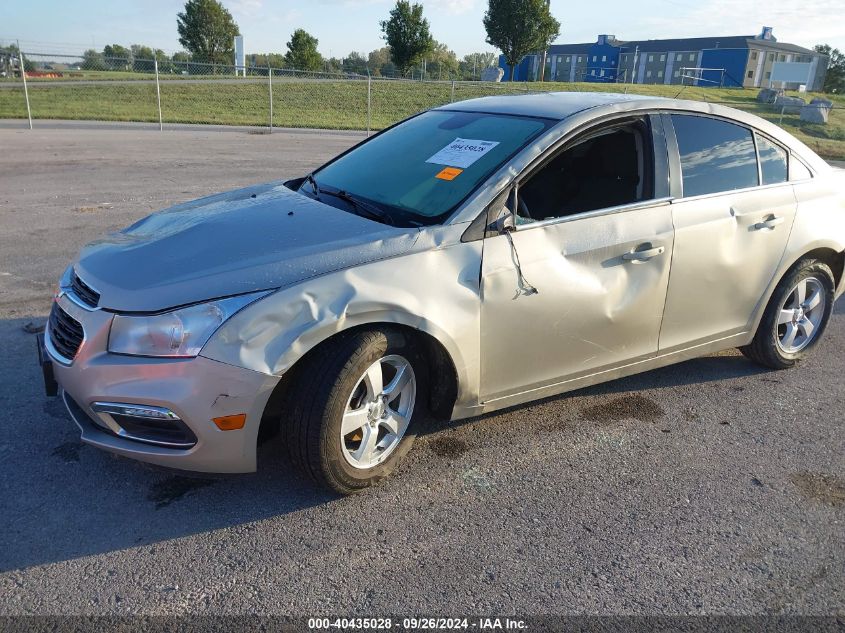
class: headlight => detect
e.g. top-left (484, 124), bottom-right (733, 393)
top-left (108, 291), bottom-right (268, 357)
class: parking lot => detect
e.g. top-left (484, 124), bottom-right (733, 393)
top-left (0, 120), bottom-right (843, 616)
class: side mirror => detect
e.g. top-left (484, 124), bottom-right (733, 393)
top-left (499, 212), bottom-right (516, 233)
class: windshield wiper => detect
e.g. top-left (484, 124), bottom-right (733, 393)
top-left (319, 188), bottom-right (395, 226)
top-left (305, 173), bottom-right (320, 197)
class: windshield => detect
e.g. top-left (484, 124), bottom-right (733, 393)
top-left (300, 110), bottom-right (552, 226)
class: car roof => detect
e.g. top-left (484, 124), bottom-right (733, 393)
top-left (436, 91), bottom-right (830, 173)
top-left (436, 91), bottom-right (660, 120)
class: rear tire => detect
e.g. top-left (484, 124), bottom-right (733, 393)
top-left (740, 259), bottom-right (834, 369)
top-left (287, 328), bottom-right (426, 494)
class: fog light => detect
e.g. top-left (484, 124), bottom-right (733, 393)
top-left (213, 413), bottom-right (246, 431)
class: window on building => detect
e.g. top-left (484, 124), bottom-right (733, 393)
top-left (769, 53), bottom-right (775, 61)
top-left (751, 51), bottom-right (758, 60)
top-left (646, 70), bottom-right (652, 78)
top-left (671, 115), bottom-right (759, 197)
top-left (779, 54), bottom-right (786, 61)
top-left (674, 70), bottom-right (680, 77)
top-left (657, 70), bottom-right (664, 78)
top-left (565, 56), bottom-right (571, 63)
top-left (676, 53), bottom-right (683, 61)
top-left (592, 55), bottom-right (597, 62)
top-left (648, 54), bottom-right (654, 62)
top-left (689, 53), bottom-right (696, 61)
top-left (747, 70), bottom-right (754, 78)
top-left (756, 134), bottom-right (788, 185)
top-left (600, 69), bottom-right (605, 77)
top-left (591, 69), bottom-right (595, 75)
top-left (660, 54), bottom-right (666, 62)
top-left (578, 56), bottom-right (583, 62)
top-left (766, 71), bottom-right (771, 79)
top-left (601, 55), bottom-right (606, 62)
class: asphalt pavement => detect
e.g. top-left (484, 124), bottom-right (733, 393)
top-left (0, 121), bottom-right (843, 617)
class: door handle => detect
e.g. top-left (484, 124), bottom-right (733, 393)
top-left (753, 215), bottom-right (785, 230)
top-left (622, 245), bottom-right (665, 262)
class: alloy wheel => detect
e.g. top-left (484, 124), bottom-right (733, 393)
top-left (340, 354), bottom-right (416, 469)
top-left (775, 276), bottom-right (826, 354)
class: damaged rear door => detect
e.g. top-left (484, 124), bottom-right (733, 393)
top-left (657, 113), bottom-right (798, 350)
top-left (479, 114), bottom-right (675, 403)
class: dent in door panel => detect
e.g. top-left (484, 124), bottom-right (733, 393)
top-left (480, 203), bottom-right (674, 402)
top-left (659, 185), bottom-right (797, 350)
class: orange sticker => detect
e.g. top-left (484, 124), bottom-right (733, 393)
top-left (435, 166), bottom-right (463, 181)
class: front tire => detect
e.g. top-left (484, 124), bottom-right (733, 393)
top-left (288, 328), bottom-right (425, 494)
top-left (741, 259), bottom-right (835, 369)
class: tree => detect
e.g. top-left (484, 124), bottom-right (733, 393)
top-left (428, 41), bottom-right (459, 79)
top-left (483, 0), bottom-right (560, 81)
top-left (368, 47), bottom-right (396, 77)
top-left (102, 44), bottom-right (131, 70)
top-left (342, 51), bottom-right (369, 75)
top-left (814, 44), bottom-right (844, 94)
top-left (380, 0), bottom-right (434, 76)
top-left (459, 52), bottom-right (497, 79)
top-left (285, 29), bottom-right (322, 71)
top-left (81, 49), bottom-right (106, 71)
top-left (322, 57), bottom-right (342, 73)
top-left (131, 44), bottom-right (155, 72)
top-left (155, 49), bottom-right (174, 73)
top-left (177, 0), bottom-right (240, 66)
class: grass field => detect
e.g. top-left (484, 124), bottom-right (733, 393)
top-left (1, 78), bottom-right (843, 158)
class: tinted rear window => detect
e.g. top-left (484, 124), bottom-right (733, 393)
top-left (672, 115), bottom-right (759, 197)
top-left (757, 134), bottom-right (788, 185)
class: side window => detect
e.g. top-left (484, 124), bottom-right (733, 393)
top-left (755, 134), bottom-right (788, 185)
top-left (515, 119), bottom-right (654, 224)
top-left (789, 157), bottom-right (812, 181)
top-left (671, 115), bottom-right (758, 197)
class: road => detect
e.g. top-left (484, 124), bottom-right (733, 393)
top-left (0, 122), bottom-right (843, 617)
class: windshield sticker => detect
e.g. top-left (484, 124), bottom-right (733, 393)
top-left (426, 138), bottom-right (500, 169)
top-left (435, 167), bottom-right (463, 181)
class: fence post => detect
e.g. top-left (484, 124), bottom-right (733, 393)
top-left (451, 80), bottom-right (455, 103)
top-left (154, 58), bottom-right (163, 131)
top-left (18, 43), bottom-right (32, 130)
top-left (268, 65), bottom-right (273, 133)
top-left (366, 72), bottom-right (372, 137)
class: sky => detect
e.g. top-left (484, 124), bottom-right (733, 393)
top-left (3, 0), bottom-right (844, 60)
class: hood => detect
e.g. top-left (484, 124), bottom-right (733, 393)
top-left (75, 181), bottom-right (421, 312)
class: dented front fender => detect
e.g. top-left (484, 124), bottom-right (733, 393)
top-left (201, 225), bottom-right (485, 417)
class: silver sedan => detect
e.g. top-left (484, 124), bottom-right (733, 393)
top-left (41, 93), bottom-right (845, 494)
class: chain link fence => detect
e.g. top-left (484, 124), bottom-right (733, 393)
top-left (0, 51), bottom-right (541, 133)
top-left (2, 50), bottom-right (843, 158)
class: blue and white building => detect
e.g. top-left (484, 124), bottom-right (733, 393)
top-left (500, 27), bottom-right (828, 91)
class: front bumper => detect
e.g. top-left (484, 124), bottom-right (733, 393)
top-left (46, 292), bottom-right (280, 473)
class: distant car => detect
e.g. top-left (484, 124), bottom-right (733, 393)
top-left (41, 93), bottom-right (845, 494)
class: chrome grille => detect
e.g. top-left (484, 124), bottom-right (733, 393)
top-left (70, 271), bottom-right (100, 308)
top-left (48, 303), bottom-right (84, 360)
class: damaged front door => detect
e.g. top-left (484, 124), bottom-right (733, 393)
top-left (479, 116), bottom-right (675, 403)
